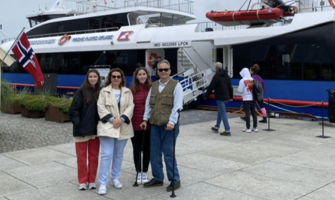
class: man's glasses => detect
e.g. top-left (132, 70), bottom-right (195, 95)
top-left (111, 75), bottom-right (121, 79)
top-left (158, 68), bottom-right (170, 72)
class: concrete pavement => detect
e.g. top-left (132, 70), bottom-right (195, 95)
top-left (1, 110), bottom-right (335, 200)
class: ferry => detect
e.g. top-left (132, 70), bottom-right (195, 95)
top-left (1, 0), bottom-right (335, 118)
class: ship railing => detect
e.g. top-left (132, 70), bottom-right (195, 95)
top-left (194, 21), bottom-right (292, 32)
top-left (1, 27), bottom-right (119, 43)
top-left (75, 0), bottom-right (193, 15)
top-left (1, 38), bottom-right (16, 44)
top-left (29, 27), bottom-right (119, 39)
top-left (179, 68), bottom-right (212, 105)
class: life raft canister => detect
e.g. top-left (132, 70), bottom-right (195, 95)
top-left (147, 52), bottom-right (158, 68)
top-left (58, 34), bottom-right (71, 45)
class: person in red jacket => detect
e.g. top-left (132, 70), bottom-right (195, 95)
top-left (130, 67), bottom-right (152, 184)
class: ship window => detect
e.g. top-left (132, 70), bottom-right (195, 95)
top-left (89, 18), bottom-right (100, 29)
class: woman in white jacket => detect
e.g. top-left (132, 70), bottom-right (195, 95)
top-left (238, 68), bottom-right (257, 133)
top-left (97, 68), bottom-right (134, 195)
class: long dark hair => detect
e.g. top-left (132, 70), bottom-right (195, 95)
top-left (130, 67), bottom-right (151, 93)
top-left (105, 68), bottom-right (126, 88)
top-left (82, 69), bottom-right (101, 103)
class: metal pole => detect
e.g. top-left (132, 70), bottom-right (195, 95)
top-left (3, 27), bottom-right (26, 62)
top-left (322, 101), bottom-right (324, 136)
top-left (316, 101), bottom-right (330, 138)
top-left (263, 97), bottom-right (275, 131)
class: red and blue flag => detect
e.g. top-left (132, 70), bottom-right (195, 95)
top-left (12, 32), bottom-right (44, 89)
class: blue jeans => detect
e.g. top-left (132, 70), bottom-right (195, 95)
top-left (214, 100), bottom-right (230, 131)
top-left (150, 124), bottom-right (180, 182)
top-left (99, 137), bottom-right (128, 185)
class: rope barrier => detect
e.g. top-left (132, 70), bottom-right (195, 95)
top-left (267, 97), bottom-right (323, 108)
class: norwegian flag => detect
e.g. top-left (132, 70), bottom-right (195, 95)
top-left (12, 33), bottom-right (44, 89)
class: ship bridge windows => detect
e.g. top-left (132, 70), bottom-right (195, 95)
top-left (27, 13), bottom-right (128, 37)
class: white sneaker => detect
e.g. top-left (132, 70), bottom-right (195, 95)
top-left (141, 172), bottom-right (149, 184)
top-left (243, 129), bottom-right (251, 133)
top-left (136, 172), bottom-right (142, 184)
top-left (252, 128), bottom-right (258, 132)
top-left (78, 183), bottom-right (87, 190)
top-left (111, 179), bottom-right (123, 189)
top-left (98, 185), bottom-right (106, 195)
top-left (88, 183), bottom-right (96, 189)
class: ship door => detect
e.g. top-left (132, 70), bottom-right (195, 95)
top-left (216, 48), bottom-right (223, 65)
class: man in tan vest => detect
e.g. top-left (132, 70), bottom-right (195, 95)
top-left (141, 60), bottom-right (183, 192)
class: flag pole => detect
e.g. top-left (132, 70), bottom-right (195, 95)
top-left (2, 27), bottom-right (26, 61)
top-left (1, 27), bottom-right (25, 112)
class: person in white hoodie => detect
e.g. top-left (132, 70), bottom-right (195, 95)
top-left (238, 68), bottom-right (258, 133)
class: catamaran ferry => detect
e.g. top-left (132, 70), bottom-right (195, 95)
top-left (1, 0), bottom-right (335, 118)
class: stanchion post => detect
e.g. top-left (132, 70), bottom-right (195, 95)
top-left (263, 97), bottom-right (275, 131)
top-left (316, 101), bottom-right (330, 138)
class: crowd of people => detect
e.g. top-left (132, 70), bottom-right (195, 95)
top-left (69, 59), bottom-right (266, 195)
top-left (69, 60), bottom-right (182, 195)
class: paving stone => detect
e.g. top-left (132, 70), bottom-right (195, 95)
top-left (3, 147), bottom-right (75, 165)
top-left (178, 153), bottom-right (249, 175)
top-left (243, 161), bottom-right (335, 189)
top-left (0, 171), bottom-right (35, 196)
top-left (156, 182), bottom-right (264, 200)
top-left (47, 143), bottom-right (76, 156)
top-left (206, 171), bottom-right (314, 200)
top-left (6, 183), bottom-right (108, 200)
top-left (4, 162), bottom-right (77, 188)
top-left (298, 182), bottom-right (335, 200)
top-left (200, 139), bottom-right (303, 165)
top-left (0, 155), bottom-right (26, 171)
top-left (274, 145), bottom-right (335, 173)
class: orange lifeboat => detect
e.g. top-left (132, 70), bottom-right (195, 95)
top-left (206, 8), bottom-right (282, 26)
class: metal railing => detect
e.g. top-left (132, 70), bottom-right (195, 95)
top-left (73, 0), bottom-right (193, 15)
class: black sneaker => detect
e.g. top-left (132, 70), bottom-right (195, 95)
top-left (240, 116), bottom-right (246, 121)
top-left (143, 178), bottom-right (163, 188)
top-left (259, 118), bottom-right (267, 123)
top-left (166, 180), bottom-right (181, 192)
top-left (220, 131), bottom-right (231, 136)
top-left (211, 127), bottom-right (219, 133)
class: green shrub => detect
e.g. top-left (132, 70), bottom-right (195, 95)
top-left (49, 96), bottom-right (73, 114)
top-left (18, 95), bottom-right (50, 112)
top-left (0, 81), bottom-right (15, 109)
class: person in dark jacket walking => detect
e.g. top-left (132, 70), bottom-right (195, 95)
top-left (130, 67), bottom-right (152, 184)
top-left (206, 62), bottom-right (233, 136)
top-left (69, 69), bottom-right (101, 191)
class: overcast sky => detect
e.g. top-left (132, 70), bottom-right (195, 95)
top-left (0, 0), bottom-right (245, 40)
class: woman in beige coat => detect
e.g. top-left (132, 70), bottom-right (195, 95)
top-left (97, 68), bottom-right (134, 195)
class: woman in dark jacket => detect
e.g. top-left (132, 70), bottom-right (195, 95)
top-left (130, 67), bottom-right (152, 184)
top-left (206, 62), bottom-right (233, 136)
top-left (69, 69), bottom-right (101, 190)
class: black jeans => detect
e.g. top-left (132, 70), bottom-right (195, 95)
top-left (131, 129), bottom-right (151, 172)
top-left (243, 101), bottom-right (257, 129)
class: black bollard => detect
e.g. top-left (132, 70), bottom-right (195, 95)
top-left (263, 97), bottom-right (275, 131)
